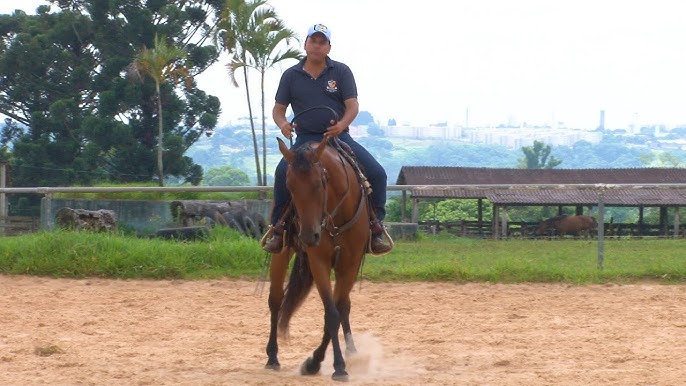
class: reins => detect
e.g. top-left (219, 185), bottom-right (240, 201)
top-left (288, 105), bottom-right (340, 146)
top-left (320, 146), bottom-right (366, 237)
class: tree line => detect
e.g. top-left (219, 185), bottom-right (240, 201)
top-left (0, 0), bottom-right (298, 189)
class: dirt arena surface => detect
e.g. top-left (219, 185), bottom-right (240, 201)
top-left (2, 276), bottom-right (685, 385)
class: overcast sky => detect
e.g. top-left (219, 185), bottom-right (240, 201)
top-left (4, 0), bottom-right (686, 129)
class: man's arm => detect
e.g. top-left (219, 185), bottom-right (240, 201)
top-left (325, 97), bottom-right (359, 140)
top-left (272, 102), bottom-right (293, 139)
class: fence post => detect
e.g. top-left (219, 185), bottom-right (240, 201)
top-left (0, 163), bottom-right (6, 236)
top-left (41, 193), bottom-right (54, 230)
top-left (597, 190), bottom-right (605, 270)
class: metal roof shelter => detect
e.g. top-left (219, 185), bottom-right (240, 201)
top-left (394, 166), bottom-right (686, 237)
top-left (396, 166), bottom-right (686, 206)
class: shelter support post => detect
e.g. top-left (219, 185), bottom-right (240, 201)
top-left (500, 206), bottom-right (508, 239)
top-left (492, 206), bottom-right (499, 239)
top-left (411, 198), bottom-right (419, 223)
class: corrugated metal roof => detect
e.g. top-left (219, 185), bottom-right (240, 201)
top-left (396, 167), bottom-right (686, 206)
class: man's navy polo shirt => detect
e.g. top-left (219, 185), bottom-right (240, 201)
top-left (275, 56), bottom-right (358, 135)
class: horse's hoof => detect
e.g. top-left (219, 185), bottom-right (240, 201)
top-left (300, 356), bottom-right (321, 375)
top-left (332, 370), bottom-right (349, 382)
top-left (265, 359), bottom-right (280, 371)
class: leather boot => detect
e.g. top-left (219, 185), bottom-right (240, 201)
top-left (370, 220), bottom-right (392, 255)
top-left (262, 224), bottom-right (284, 253)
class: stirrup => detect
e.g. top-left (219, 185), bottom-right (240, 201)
top-left (260, 225), bottom-right (274, 248)
top-left (368, 227), bottom-right (394, 256)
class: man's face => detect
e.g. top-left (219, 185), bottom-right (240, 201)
top-left (305, 34), bottom-right (331, 58)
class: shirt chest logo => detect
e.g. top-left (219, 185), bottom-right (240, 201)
top-left (326, 80), bottom-right (338, 93)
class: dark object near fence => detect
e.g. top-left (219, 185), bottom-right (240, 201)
top-left (0, 216), bottom-right (40, 236)
top-left (169, 200), bottom-right (266, 240)
top-left (55, 207), bottom-right (117, 232)
top-left (153, 226), bottom-right (209, 241)
top-left (536, 214), bottom-right (598, 238)
top-left (222, 206), bottom-right (266, 239)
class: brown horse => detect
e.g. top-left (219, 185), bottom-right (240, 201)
top-left (264, 136), bottom-right (370, 381)
top-left (536, 214), bottom-right (598, 238)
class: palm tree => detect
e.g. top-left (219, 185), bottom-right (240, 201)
top-left (129, 34), bottom-right (192, 186)
top-left (518, 140), bottom-right (562, 169)
top-left (217, 0), bottom-right (301, 186)
top-left (236, 23), bottom-right (301, 186)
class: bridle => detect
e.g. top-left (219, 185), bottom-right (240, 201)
top-left (299, 143), bottom-right (366, 252)
top-left (288, 105), bottom-right (368, 254)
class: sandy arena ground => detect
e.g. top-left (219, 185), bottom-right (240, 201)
top-left (1, 276), bottom-right (685, 385)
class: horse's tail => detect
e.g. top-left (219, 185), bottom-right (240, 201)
top-left (278, 249), bottom-right (313, 334)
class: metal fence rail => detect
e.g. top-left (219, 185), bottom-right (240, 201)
top-left (3, 183), bottom-right (686, 269)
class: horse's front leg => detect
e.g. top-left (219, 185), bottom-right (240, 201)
top-left (301, 325), bottom-right (331, 376)
top-left (265, 249), bottom-right (291, 370)
top-left (301, 261), bottom-right (348, 381)
top-left (301, 297), bottom-right (347, 381)
top-left (301, 296), bottom-right (356, 378)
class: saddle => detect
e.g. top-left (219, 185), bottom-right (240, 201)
top-left (330, 138), bottom-right (372, 196)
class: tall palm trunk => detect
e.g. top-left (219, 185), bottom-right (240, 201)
top-left (260, 70), bottom-right (267, 186)
top-left (155, 81), bottom-right (164, 187)
top-left (243, 65), bottom-right (262, 187)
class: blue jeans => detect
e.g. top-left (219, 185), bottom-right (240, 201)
top-left (270, 132), bottom-right (387, 225)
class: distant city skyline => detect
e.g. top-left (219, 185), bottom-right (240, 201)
top-left (4, 1), bottom-right (685, 130)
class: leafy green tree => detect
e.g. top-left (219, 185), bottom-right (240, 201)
top-left (130, 33), bottom-right (192, 186)
top-left (518, 140), bottom-right (562, 169)
top-left (203, 165), bottom-right (250, 186)
top-left (217, 0), bottom-right (301, 186)
top-left (639, 151), bottom-right (684, 167)
top-left (353, 111), bottom-right (374, 126)
top-left (366, 121), bottom-right (385, 137)
top-left (420, 199), bottom-right (492, 222)
top-left (0, 1), bottom-right (222, 186)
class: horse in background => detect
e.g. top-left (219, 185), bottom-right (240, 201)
top-left (536, 214), bottom-right (598, 238)
top-left (263, 136), bottom-right (370, 382)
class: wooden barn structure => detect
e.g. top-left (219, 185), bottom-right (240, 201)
top-left (394, 167), bottom-right (686, 237)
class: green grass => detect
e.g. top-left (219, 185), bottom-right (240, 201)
top-left (0, 227), bottom-right (265, 279)
top-left (1, 229), bottom-right (684, 284)
top-left (362, 236), bottom-right (686, 284)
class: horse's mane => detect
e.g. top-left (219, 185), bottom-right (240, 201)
top-left (291, 144), bottom-right (315, 172)
top-left (292, 142), bottom-right (332, 172)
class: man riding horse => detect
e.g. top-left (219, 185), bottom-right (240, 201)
top-left (262, 23), bottom-right (392, 256)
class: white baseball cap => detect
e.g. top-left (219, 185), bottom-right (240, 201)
top-left (307, 23), bottom-right (331, 42)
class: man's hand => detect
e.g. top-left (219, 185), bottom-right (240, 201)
top-left (324, 120), bottom-right (345, 140)
top-left (279, 122), bottom-right (294, 139)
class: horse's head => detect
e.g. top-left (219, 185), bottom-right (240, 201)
top-left (278, 137), bottom-right (329, 247)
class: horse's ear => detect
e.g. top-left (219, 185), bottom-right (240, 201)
top-left (277, 137), bottom-right (293, 163)
top-left (315, 136), bottom-right (328, 160)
